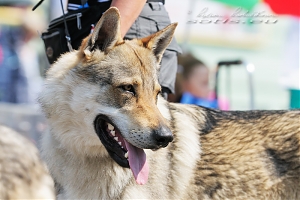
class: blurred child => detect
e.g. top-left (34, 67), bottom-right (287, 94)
top-left (172, 53), bottom-right (218, 109)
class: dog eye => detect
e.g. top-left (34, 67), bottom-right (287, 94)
top-left (155, 90), bottom-right (161, 102)
top-left (157, 90), bottom-right (161, 96)
top-left (121, 85), bottom-right (135, 95)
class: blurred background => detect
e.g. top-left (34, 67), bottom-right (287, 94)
top-left (0, 0), bottom-right (299, 146)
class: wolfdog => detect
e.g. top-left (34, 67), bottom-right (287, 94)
top-left (39, 7), bottom-right (300, 199)
top-left (0, 125), bottom-right (54, 199)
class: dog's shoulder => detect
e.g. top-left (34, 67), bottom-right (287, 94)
top-left (0, 125), bottom-right (55, 199)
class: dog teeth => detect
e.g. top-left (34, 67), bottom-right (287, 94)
top-left (124, 152), bottom-right (128, 158)
top-left (108, 123), bottom-right (114, 131)
top-left (110, 130), bottom-right (115, 136)
top-left (108, 128), bottom-right (123, 148)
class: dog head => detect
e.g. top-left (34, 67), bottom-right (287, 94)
top-left (40, 7), bottom-right (177, 185)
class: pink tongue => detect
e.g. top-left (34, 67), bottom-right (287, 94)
top-left (124, 140), bottom-right (149, 185)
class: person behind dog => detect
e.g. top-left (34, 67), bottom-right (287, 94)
top-left (175, 53), bottom-right (218, 109)
top-left (63, 0), bottom-right (182, 99)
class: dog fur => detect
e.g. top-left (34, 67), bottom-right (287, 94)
top-left (0, 125), bottom-right (55, 199)
top-left (39, 7), bottom-right (300, 199)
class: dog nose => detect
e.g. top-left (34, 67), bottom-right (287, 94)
top-left (154, 126), bottom-right (173, 148)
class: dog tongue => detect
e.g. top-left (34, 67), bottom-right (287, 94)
top-left (124, 140), bottom-right (149, 185)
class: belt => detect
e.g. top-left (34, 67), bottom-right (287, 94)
top-left (146, 0), bottom-right (165, 5)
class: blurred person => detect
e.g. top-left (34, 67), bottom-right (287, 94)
top-left (0, 4), bottom-right (46, 104)
top-left (174, 53), bottom-right (218, 109)
top-left (17, 7), bottom-right (47, 103)
top-left (0, 6), bottom-right (28, 103)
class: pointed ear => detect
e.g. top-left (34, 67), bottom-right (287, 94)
top-left (81, 7), bottom-right (123, 57)
top-left (141, 23), bottom-right (177, 63)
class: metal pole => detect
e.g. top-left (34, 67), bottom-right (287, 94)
top-left (245, 63), bottom-right (255, 110)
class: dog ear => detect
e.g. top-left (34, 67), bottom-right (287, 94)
top-left (141, 23), bottom-right (177, 63)
top-left (81, 7), bottom-right (123, 57)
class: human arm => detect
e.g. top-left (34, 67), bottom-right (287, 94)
top-left (110, 0), bottom-right (147, 37)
